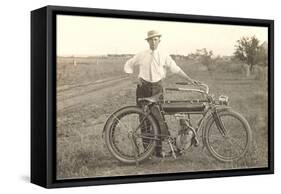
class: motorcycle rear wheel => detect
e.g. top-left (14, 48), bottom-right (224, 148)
top-left (104, 106), bottom-right (159, 164)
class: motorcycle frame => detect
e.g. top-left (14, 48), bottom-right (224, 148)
top-left (138, 91), bottom-right (231, 144)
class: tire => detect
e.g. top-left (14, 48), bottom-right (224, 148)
top-left (204, 109), bottom-right (252, 162)
top-left (104, 106), bottom-right (159, 164)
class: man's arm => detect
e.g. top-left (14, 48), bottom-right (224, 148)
top-left (124, 58), bottom-right (135, 74)
top-left (177, 69), bottom-right (194, 82)
top-left (177, 69), bottom-right (201, 85)
top-left (166, 55), bottom-right (200, 85)
top-left (124, 54), bottom-right (141, 84)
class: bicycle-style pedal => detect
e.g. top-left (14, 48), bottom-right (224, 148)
top-left (193, 136), bottom-right (200, 147)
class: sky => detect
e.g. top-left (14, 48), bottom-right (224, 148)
top-left (57, 15), bottom-right (268, 57)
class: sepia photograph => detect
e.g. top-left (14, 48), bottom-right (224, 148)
top-left (56, 14), bottom-right (269, 180)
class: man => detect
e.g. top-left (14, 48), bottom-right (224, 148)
top-left (124, 30), bottom-right (200, 157)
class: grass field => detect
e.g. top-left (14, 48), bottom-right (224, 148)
top-left (56, 56), bottom-right (268, 179)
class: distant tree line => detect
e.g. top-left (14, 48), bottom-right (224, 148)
top-left (107, 54), bottom-right (134, 58)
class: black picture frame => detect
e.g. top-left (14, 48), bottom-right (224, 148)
top-left (31, 5), bottom-right (274, 188)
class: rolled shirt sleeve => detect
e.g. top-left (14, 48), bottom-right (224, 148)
top-left (124, 55), bottom-right (138, 74)
top-left (165, 55), bottom-right (181, 74)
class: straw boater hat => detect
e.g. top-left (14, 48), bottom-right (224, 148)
top-left (145, 30), bottom-right (162, 40)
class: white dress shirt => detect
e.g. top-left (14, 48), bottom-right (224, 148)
top-left (124, 49), bottom-right (181, 83)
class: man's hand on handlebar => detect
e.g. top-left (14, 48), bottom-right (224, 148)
top-left (176, 80), bottom-right (202, 86)
top-left (190, 80), bottom-right (201, 85)
top-left (176, 81), bottom-right (209, 93)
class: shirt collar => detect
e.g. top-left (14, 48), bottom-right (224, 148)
top-left (149, 48), bottom-right (159, 54)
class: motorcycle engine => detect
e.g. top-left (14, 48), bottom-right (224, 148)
top-left (176, 129), bottom-right (194, 151)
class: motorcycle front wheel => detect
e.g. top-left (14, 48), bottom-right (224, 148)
top-left (204, 109), bottom-right (252, 162)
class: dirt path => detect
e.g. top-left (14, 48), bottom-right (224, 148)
top-left (57, 76), bottom-right (131, 113)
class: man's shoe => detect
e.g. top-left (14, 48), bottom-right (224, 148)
top-left (155, 151), bottom-right (165, 158)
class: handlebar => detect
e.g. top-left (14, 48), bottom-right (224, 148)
top-left (169, 82), bottom-right (209, 94)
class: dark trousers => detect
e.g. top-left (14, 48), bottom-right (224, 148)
top-left (136, 79), bottom-right (169, 154)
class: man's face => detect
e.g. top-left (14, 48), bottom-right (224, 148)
top-left (147, 37), bottom-right (160, 50)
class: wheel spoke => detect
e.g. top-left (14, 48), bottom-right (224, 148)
top-left (133, 115), bottom-right (149, 132)
top-left (226, 138), bottom-right (239, 158)
top-left (112, 114), bottom-right (132, 132)
top-left (228, 137), bottom-right (246, 152)
top-left (209, 134), bottom-right (224, 139)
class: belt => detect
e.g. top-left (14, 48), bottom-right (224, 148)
top-left (139, 78), bottom-right (162, 86)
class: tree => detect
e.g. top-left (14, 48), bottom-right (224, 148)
top-left (194, 48), bottom-right (214, 70)
top-left (257, 41), bottom-right (268, 67)
top-left (234, 36), bottom-right (260, 76)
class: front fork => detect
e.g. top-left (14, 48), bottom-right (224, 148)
top-left (211, 109), bottom-right (228, 137)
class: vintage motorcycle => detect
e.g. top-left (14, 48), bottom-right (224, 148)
top-left (102, 82), bottom-right (252, 164)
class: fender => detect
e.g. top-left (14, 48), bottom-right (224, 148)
top-left (102, 106), bottom-right (160, 139)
